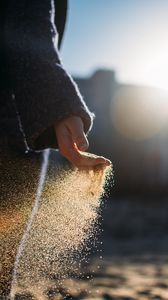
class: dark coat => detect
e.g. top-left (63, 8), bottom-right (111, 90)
top-left (0, 0), bottom-right (93, 153)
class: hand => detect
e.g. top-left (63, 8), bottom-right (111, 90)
top-left (54, 116), bottom-right (111, 168)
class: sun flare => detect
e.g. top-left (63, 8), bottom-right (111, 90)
top-left (111, 86), bottom-right (168, 140)
top-left (147, 63), bottom-right (168, 91)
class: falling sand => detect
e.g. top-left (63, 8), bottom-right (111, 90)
top-left (10, 150), bottom-right (112, 299)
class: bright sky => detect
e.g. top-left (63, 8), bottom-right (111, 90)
top-left (61, 0), bottom-right (168, 90)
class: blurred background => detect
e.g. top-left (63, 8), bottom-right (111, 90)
top-left (62, 0), bottom-right (168, 194)
top-left (60, 1), bottom-right (168, 258)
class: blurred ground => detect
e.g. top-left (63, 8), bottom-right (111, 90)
top-left (14, 196), bottom-right (168, 300)
top-left (15, 255), bottom-right (168, 300)
top-left (47, 255), bottom-right (168, 300)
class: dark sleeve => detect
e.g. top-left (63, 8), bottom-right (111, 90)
top-left (5, 0), bottom-right (94, 150)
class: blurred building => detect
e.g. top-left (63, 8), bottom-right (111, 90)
top-left (74, 70), bottom-right (168, 195)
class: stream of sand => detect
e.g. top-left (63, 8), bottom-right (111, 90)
top-left (10, 150), bottom-right (112, 299)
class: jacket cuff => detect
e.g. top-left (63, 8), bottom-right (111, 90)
top-left (24, 65), bottom-right (94, 151)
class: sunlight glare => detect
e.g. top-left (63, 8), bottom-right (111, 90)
top-left (111, 86), bottom-right (168, 140)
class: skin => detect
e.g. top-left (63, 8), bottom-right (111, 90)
top-left (55, 116), bottom-right (111, 168)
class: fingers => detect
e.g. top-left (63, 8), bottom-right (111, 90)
top-left (55, 122), bottom-right (83, 165)
top-left (55, 124), bottom-right (77, 162)
top-left (55, 116), bottom-right (111, 168)
top-left (57, 130), bottom-right (110, 168)
top-left (55, 116), bottom-right (88, 166)
top-left (73, 152), bottom-right (111, 169)
top-left (77, 151), bottom-right (111, 168)
top-left (68, 116), bottom-right (89, 151)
